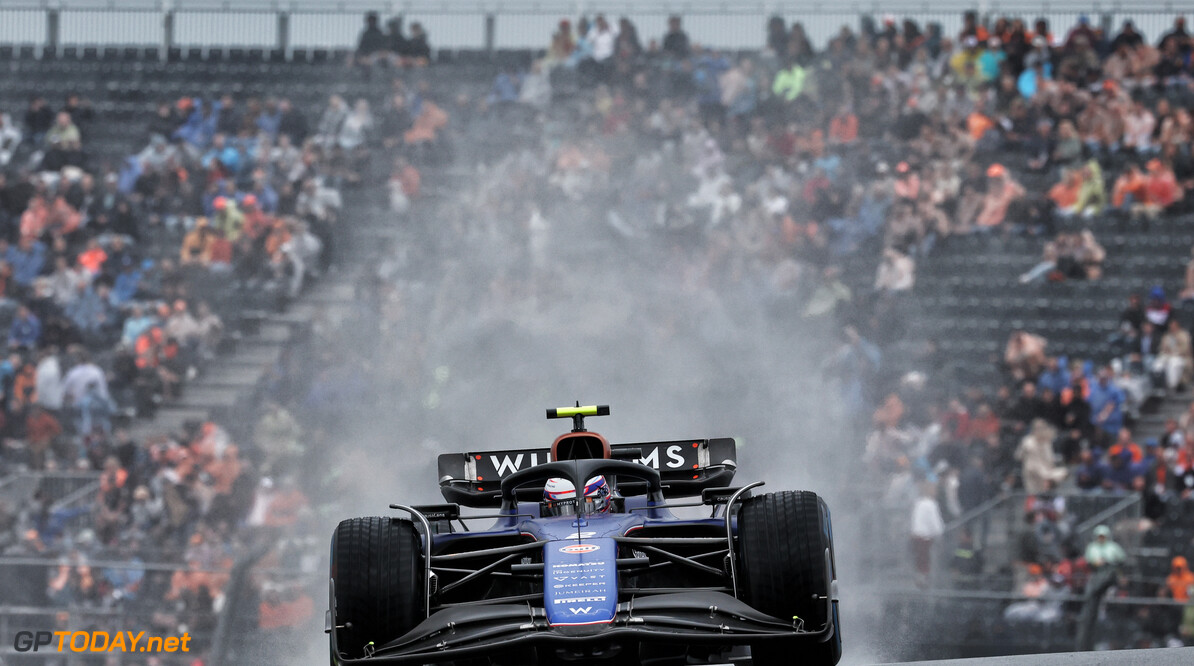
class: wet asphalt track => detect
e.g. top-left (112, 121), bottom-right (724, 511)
top-left (881, 647), bottom-right (1194, 666)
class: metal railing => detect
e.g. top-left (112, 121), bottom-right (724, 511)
top-left (862, 584), bottom-right (1192, 659)
top-left (0, 471), bottom-right (102, 508)
top-left (0, 605), bottom-right (213, 664)
top-left (0, 555), bottom-right (228, 664)
top-left (851, 491), bottom-right (1149, 587)
top-left (0, 3), bottom-right (1189, 55)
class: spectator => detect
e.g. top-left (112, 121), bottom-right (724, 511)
top-left (1019, 235), bottom-right (1062, 284)
top-left (662, 15), bottom-right (690, 59)
top-left (212, 196), bottom-right (244, 242)
top-left (1156, 318), bottom-right (1193, 392)
top-left (719, 58), bottom-right (758, 121)
top-left (316, 96), bottom-right (349, 150)
top-left (1051, 162), bottom-right (1106, 218)
top-left (1084, 525), bottom-right (1126, 569)
top-left (34, 348), bottom-right (64, 412)
top-left (1016, 419), bottom-right (1067, 493)
top-left (355, 12), bottom-right (388, 65)
top-left (829, 103), bottom-right (859, 144)
top-left (276, 98), bottom-right (309, 144)
top-left (1134, 158), bottom-right (1184, 220)
top-left (519, 62), bottom-right (552, 111)
top-left (911, 482), bottom-right (945, 587)
top-left (403, 22), bottom-right (432, 62)
top-left (1005, 330), bottom-right (1047, 381)
top-left (388, 157), bottom-right (420, 214)
top-left (193, 302), bottom-right (223, 359)
top-left (0, 113), bottom-right (20, 167)
top-left (1183, 248), bottom-right (1194, 303)
top-left (76, 380), bottom-right (116, 436)
top-left (875, 247), bottom-right (916, 292)
top-left (1163, 556), bottom-right (1194, 603)
top-left (24, 96), bottom-right (53, 146)
top-left (1075, 450), bottom-right (1110, 491)
top-left (8, 305), bottom-right (41, 349)
top-left (338, 99), bottom-right (373, 151)
top-left (772, 59), bottom-right (809, 102)
top-left (615, 17), bottom-right (642, 60)
top-left (1088, 366), bottom-right (1126, 438)
top-left (1146, 286), bottom-right (1173, 330)
top-left (546, 20), bottom-right (575, 66)
top-left (1112, 163), bottom-right (1148, 213)
top-left (403, 95), bottom-right (448, 151)
top-left (180, 218), bottom-right (214, 266)
top-left (975, 164), bottom-right (1025, 231)
top-left (61, 351), bottom-right (109, 408)
top-left (7, 236), bottom-right (47, 287)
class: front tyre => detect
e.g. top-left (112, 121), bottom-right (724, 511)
top-left (330, 517), bottom-right (424, 662)
top-left (737, 490), bottom-right (841, 666)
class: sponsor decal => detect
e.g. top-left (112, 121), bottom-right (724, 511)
top-left (558, 543), bottom-right (600, 554)
top-left (553, 596), bottom-right (607, 604)
top-left (488, 452), bottom-right (551, 476)
top-left (553, 582), bottom-right (605, 589)
top-left (476, 442), bottom-right (699, 478)
top-left (551, 561), bottom-right (605, 568)
top-left (568, 607), bottom-right (595, 615)
top-left (636, 444), bottom-right (688, 470)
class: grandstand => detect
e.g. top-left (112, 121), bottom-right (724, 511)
top-left (0, 1), bottom-right (1193, 664)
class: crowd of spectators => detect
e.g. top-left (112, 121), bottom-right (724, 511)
top-left (0, 78), bottom-right (362, 478)
top-left (358, 7), bottom-right (1194, 648)
top-left (0, 45), bottom-right (416, 664)
top-left (366, 11), bottom-right (1194, 651)
top-left (427, 6), bottom-right (1194, 649)
top-left (4, 4), bottom-right (1194, 659)
top-left (807, 10), bottom-right (1194, 644)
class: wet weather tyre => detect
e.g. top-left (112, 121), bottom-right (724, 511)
top-left (737, 490), bottom-right (841, 666)
top-left (330, 517), bottom-right (424, 661)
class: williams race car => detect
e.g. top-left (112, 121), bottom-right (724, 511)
top-left (328, 405), bottom-right (841, 665)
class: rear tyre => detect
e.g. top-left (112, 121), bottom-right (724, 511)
top-left (330, 516), bottom-right (424, 660)
top-left (737, 490), bottom-right (841, 666)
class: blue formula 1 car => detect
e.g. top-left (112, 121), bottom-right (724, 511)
top-left (327, 405), bottom-right (841, 665)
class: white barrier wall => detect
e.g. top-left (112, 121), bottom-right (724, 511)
top-left (0, 2), bottom-right (1187, 52)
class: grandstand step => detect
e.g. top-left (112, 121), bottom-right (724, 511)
top-left (192, 365), bottom-right (263, 389)
top-left (129, 406), bottom-right (210, 439)
top-left (222, 345), bottom-right (282, 367)
top-left (268, 303), bottom-right (321, 328)
top-left (247, 323), bottom-right (292, 345)
top-left (305, 282), bottom-right (356, 304)
top-left (172, 386), bottom-right (244, 411)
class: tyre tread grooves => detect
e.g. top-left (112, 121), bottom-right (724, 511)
top-left (331, 516), bottom-right (422, 659)
top-left (738, 490), bottom-right (841, 665)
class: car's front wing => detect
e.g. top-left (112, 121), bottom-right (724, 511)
top-left (328, 588), bottom-right (837, 664)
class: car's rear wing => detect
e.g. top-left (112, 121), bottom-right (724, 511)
top-left (437, 438), bottom-right (738, 507)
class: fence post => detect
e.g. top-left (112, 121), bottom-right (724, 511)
top-left (47, 9), bottom-right (59, 54)
top-left (485, 13), bottom-right (495, 53)
top-left (278, 12), bottom-right (290, 58)
top-left (164, 10), bottom-right (175, 57)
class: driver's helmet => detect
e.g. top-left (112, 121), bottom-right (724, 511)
top-left (543, 475), bottom-right (610, 517)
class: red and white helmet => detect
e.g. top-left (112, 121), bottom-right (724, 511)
top-left (543, 475), bottom-right (610, 516)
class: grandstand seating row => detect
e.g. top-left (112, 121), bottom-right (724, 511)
top-left (0, 44), bottom-right (542, 67)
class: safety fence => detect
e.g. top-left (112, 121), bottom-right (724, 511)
top-left (865, 586), bottom-right (1191, 660)
top-left (0, 2), bottom-right (1189, 56)
top-left (854, 490), bottom-right (1146, 588)
top-left (0, 471), bottom-right (102, 509)
top-left (937, 491), bottom-right (1144, 585)
top-left (0, 556), bottom-right (226, 664)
